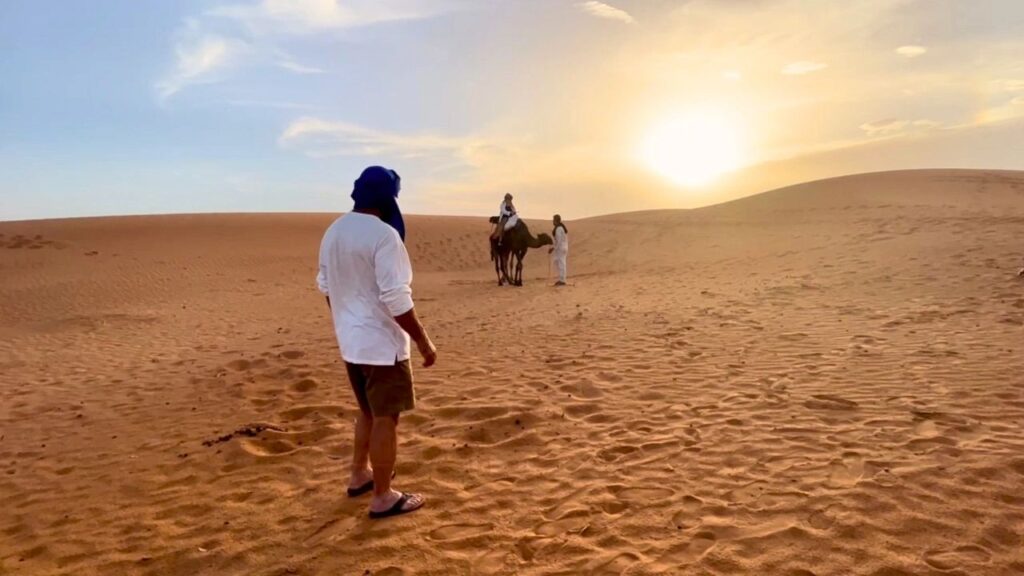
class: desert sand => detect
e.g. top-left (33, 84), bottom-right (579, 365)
top-left (1, 169), bottom-right (1023, 575)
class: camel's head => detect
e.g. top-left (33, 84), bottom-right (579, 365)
top-left (488, 216), bottom-right (499, 224)
top-left (537, 233), bottom-right (553, 246)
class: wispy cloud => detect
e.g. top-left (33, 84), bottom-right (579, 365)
top-left (577, 1), bottom-right (635, 25)
top-left (278, 60), bottom-right (324, 74)
top-left (226, 99), bottom-right (315, 110)
top-left (860, 118), bottom-right (941, 136)
top-left (895, 45), bottom-right (927, 58)
top-left (279, 117), bottom-right (481, 162)
top-left (992, 78), bottom-right (1024, 92)
top-left (157, 1), bottom-right (462, 99)
top-left (210, 0), bottom-right (455, 34)
top-left (156, 21), bottom-right (249, 100)
top-left (782, 61), bottom-right (827, 75)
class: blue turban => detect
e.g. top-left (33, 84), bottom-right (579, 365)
top-left (351, 166), bottom-right (405, 241)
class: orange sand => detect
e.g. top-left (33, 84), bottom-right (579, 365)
top-left (1, 169), bottom-right (1023, 575)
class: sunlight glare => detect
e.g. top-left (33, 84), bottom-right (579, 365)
top-left (640, 111), bottom-right (745, 187)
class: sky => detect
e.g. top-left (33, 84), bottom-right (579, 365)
top-left (2, 0), bottom-right (1024, 221)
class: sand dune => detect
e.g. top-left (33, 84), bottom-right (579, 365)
top-left (2, 169), bottom-right (1024, 575)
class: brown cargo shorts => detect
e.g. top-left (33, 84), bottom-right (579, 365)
top-left (345, 360), bottom-right (415, 417)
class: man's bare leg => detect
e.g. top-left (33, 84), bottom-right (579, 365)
top-left (348, 411), bottom-right (373, 490)
top-left (369, 414), bottom-right (424, 514)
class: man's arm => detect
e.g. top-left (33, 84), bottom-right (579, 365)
top-left (375, 232), bottom-right (437, 367)
top-left (317, 240), bottom-right (331, 308)
top-left (394, 307), bottom-right (436, 367)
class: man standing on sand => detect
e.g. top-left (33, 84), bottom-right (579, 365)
top-left (316, 166), bottom-right (437, 519)
top-left (550, 214), bottom-right (569, 286)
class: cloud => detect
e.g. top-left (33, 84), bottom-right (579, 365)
top-left (895, 45), bottom-right (927, 58)
top-left (210, 0), bottom-right (455, 34)
top-left (155, 21), bottom-right (249, 100)
top-left (156, 1), bottom-right (461, 98)
top-left (226, 99), bottom-right (315, 110)
top-left (1014, 96), bottom-right (1024, 105)
top-left (279, 117), bottom-right (482, 162)
top-left (278, 60), bottom-right (324, 74)
top-left (859, 118), bottom-right (941, 136)
top-left (993, 79), bottom-right (1024, 92)
top-left (781, 61), bottom-right (827, 75)
top-left (577, 1), bottom-right (635, 24)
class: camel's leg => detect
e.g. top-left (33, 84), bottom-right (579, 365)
top-left (515, 251), bottom-right (524, 286)
top-left (499, 250), bottom-right (510, 286)
top-left (494, 242), bottom-right (505, 286)
top-left (507, 249), bottom-right (515, 285)
top-left (505, 253), bottom-right (514, 285)
top-left (491, 241), bottom-right (501, 285)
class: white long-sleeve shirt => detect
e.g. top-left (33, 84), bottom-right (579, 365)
top-left (554, 226), bottom-right (568, 253)
top-left (317, 212), bottom-right (413, 365)
top-left (498, 201), bottom-right (519, 230)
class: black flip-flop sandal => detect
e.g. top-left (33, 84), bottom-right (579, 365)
top-left (346, 480), bottom-right (374, 498)
top-left (368, 492), bottom-right (424, 519)
top-left (346, 471), bottom-right (397, 498)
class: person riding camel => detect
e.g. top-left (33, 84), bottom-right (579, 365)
top-left (491, 193), bottom-right (519, 245)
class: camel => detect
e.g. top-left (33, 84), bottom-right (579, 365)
top-left (489, 217), bottom-right (553, 286)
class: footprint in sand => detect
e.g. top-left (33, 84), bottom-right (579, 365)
top-left (598, 500), bottom-right (628, 515)
top-left (611, 485), bottom-right (675, 504)
top-left (595, 371), bottom-right (622, 383)
top-left (474, 548), bottom-right (512, 575)
top-left (535, 515), bottom-right (591, 536)
top-left (597, 444), bottom-right (638, 462)
top-left (428, 523), bottom-right (492, 541)
top-left (239, 437), bottom-right (297, 457)
top-left (904, 436), bottom-right (959, 454)
top-left (913, 420), bottom-right (939, 437)
top-left (827, 455), bottom-right (865, 487)
top-left (659, 530), bottom-right (717, 564)
top-left (807, 504), bottom-right (845, 530)
top-left (226, 359), bottom-right (252, 371)
top-left (590, 552), bottom-right (641, 575)
top-left (279, 404), bottom-right (345, 422)
top-left (727, 481), bottom-right (768, 505)
top-left (280, 350), bottom-right (305, 360)
top-left (1008, 458), bottom-right (1024, 476)
top-left (558, 380), bottom-right (604, 399)
top-left (291, 378), bottom-right (318, 393)
top-left (804, 394), bottom-right (859, 411)
top-left (304, 516), bottom-right (358, 546)
top-left (671, 495), bottom-right (704, 527)
top-left (922, 545), bottom-right (992, 571)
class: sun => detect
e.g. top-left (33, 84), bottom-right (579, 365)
top-left (640, 111), bottom-right (745, 187)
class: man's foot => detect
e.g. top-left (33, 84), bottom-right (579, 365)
top-left (347, 468), bottom-right (375, 497)
top-left (369, 490), bottom-right (425, 519)
top-left (554, 281), bottom-right (566, 286)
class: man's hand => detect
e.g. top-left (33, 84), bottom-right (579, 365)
top-left (417, 337), bottom-right (437, 368)
top-left (394, 307), bottom-right (436, 367)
